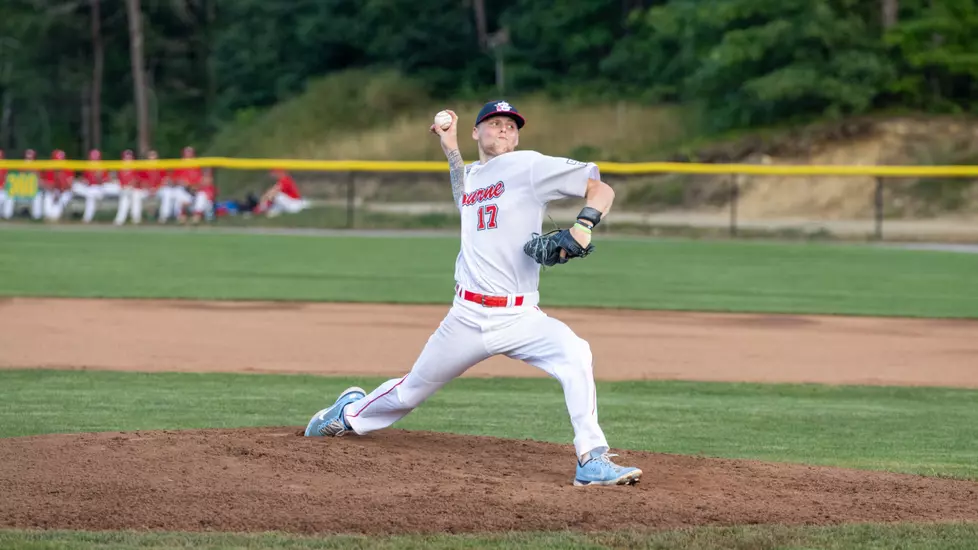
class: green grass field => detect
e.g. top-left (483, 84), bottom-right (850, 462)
top-left (4, 523), bottom-right (978, 550)
top-left (2, 368), bottom-right (977, 548)
top-left (2, 226), bottom-right (977, 318)
top-left (3, 226), bottom-right (977, 549)
top-left (2, 370), bottom-right (977, 479)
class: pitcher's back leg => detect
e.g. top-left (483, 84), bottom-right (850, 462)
top-left (497, 308), bottom-right (642, 485)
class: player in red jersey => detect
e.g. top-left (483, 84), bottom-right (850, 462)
top-left (190, 168), bottom-right (216, 224)
top-left (167, 146), bottom-right (200, 223)
top-left (71, 149), bottom-right (110, 223)
top-left (113, 150), bottom-right (142, 225)
top-left (137, 150), bottom-right (168, 222)
top-left (258, 169), bottom-right (308, 217)
top-left (40, 150), bottom-right (75, 221)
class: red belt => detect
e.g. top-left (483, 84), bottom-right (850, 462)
top-left (456, 286), bottom-right (524, 307)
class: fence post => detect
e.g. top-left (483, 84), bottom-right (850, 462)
top-left (729, 176), bottom-right (739, 237)
top-left (874, 177), bottom-right (883, 240)
top-left (346, 172), bottom-right (356, 229)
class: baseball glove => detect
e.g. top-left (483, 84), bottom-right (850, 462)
top-left (523, 228), bottom-right (594, 267)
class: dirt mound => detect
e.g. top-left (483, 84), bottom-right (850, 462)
top-left (2, 428), bottom-right (976, 535)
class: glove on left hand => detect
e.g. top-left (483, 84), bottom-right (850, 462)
top-left (523, 228), bottom-right (594, 267)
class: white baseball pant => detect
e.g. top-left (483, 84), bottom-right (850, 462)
top-left (30, 193), bottom-right (44, 219)
top-left (71, 183), bottom-right (103, 223)
top-left (43, 191), bottom-right (66, 220)
top-left (0, 192), bottom-right (13, 219)
top-left (192, 191), bottom-right (212, 215)
top-left (268, 194), bottom-right (308, 215)
top-left (345, 292), bottom-right (609, 458)
top-left (172, 187), bottom-right (193, 218)
top-left (114, 188), bottom-right (149, 225)
top-left (156, 186), bottom-right (173, 222)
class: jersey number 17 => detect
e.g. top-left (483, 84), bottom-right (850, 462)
top-left (477, 204), bottom-right (498, 230)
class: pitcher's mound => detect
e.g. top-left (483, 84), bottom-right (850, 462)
top-left (2, 428), bottom-right (976, 535)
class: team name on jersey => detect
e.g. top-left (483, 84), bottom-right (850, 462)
top-left (461, 181), bottom-right (505, 207)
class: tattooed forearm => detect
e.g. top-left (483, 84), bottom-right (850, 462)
top-left (447, 149), bottom-right (465, 207)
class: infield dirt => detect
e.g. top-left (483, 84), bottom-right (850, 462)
top-left (3, 298), bottom-right (978, 387)
top-left (2, 297), bottom-right (977, 535)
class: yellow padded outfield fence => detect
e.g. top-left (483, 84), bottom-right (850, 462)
top-left (2, 158), bottom-right (978, 177)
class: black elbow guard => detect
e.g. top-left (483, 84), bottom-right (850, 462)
top-left (577, 206), bottom-right (602, 227)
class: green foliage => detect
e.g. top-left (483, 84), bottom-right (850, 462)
top-left (500, 0), bottom-right (626, 94)
top-left (605, 0), bottom-right (898, 131)
top-left (884, 0), bottom-right (978, 111)
top-left (3, 0), bottom-right (978, 155)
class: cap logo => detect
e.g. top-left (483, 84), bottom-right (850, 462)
top-left (495, 101), bottom-right (513, 112)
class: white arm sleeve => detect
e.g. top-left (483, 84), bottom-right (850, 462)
top-left (530, 155), bottom-right (600, 204)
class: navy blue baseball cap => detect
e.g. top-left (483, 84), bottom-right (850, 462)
top-left (475, 100), bottom-right (525, 129)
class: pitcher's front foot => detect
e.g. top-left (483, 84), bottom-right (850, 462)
top-left (304, 386), bottom-right (365, 437)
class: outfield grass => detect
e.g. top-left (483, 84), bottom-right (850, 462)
top-left (3, 369), bottom-right (976, 480)
top-left (2, 227), bottom-right (977, 318)
top-left (3, 523), bottom-right (978, 549)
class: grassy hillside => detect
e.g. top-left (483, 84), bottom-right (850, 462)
top-left (205, 70), bottom-right (978, 221)
top-left (206, 69), bottom-right (693, 163)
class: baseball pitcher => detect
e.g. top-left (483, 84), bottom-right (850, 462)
top-left (304, 100), bottom-right (641, 487)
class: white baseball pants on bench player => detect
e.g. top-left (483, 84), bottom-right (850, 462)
top-left (344, 291), bottom-right (609, 458)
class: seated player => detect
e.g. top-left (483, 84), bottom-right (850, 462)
top-left (138, 150), bottom-right (168, 221)
top-left (40, 150), bottom-right (74, 222)
top-left (113, 150), bottom-right (142, 225)
top-left (190, 168), bottom-right (216, 224)
top-left (257, 169), bottom-right (308, 217)
top-left (75, 149), bottom-right (109, 223)
top-left (168, 146), bottom-right (200, 223)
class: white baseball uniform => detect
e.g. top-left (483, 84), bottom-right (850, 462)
top-left (345, 150), bottom-right (609, 458)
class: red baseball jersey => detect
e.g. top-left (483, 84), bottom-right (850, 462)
top-left (278, 175), bottom-right (301, 199)
top-left (117, 165), bottom-right (138, 188)
top-left (173, 167), bottom-right (202, 188)
top-left (41, 169), bottom-right (74, 191)
top-left (138, 168), bottom-right (167, 190)
top-left (84, 169), bottom-right (110, 186)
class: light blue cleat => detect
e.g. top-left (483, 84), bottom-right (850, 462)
top-left (304, 386), bottom-right (366, 437)
top-left (574, 452), bottom-right (642, 486)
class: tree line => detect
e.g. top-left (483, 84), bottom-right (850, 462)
top-left (1, 0), bottom-right (975, 159)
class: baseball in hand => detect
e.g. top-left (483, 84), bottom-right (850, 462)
top-left (434, 110), bottom-right (453, 130)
